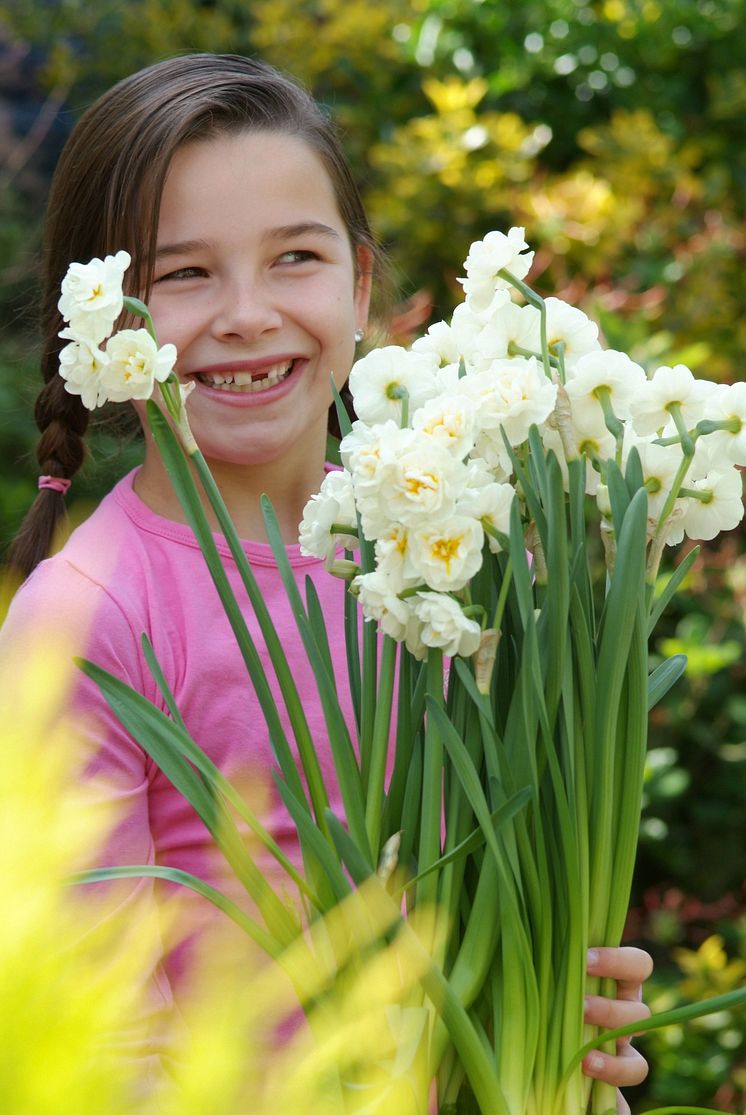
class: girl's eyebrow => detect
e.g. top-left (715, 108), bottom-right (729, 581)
top-left (154, 223), bottom-right (341, 260)
top-left (154, 239), bottom-right (210, 260)
top-left (263, 222), bottom-right (342, 243)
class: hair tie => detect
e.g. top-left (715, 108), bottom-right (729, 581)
top-left (38, 475), bottom-right (71, 495)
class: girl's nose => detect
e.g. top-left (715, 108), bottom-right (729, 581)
top-left (210, 279), bottom-right (283, 341)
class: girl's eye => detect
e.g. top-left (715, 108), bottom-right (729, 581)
top-left (155, 266), bottom-right (206, 282)
top-left (277, 249), bottom-right (319, 265)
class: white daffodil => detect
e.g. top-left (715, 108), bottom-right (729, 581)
top-left (412, 393), bottom-right (478, 460)
top-left (461, 356), bottom-right (557, 447)
top-left (58, 335), bottom-right (110, 410)
top-left (543, 297), bottom-right (602, 368)
top-left (410, 591), bottom-right (482, 658)
top-left (99, 329), bottom-right (176, 403)
top-left (408, 516), bottom-right (484, 592)
top-left (471, 431), bottom-right (514, 483)
top-left (374, 524), bottom-right (419, 589)
top-left (625, 434), bottom-right (688, 520)
top-left (472, 301), bottom-right (537, 367)
top-left (412, 302), bottom-right (484, 368)
top-left (680, 467), bottom-right (745, 541)
top-left (352, 570), bottom-right (414, 642)
top-left (629, 363), bottom-right (714, 436)
top-left (348, 345), bottom-right (439, 425)
top-left (349, 425), bottom-right (465, 538)
top-left (299, 470), bottom-right (358, 559)
top-left (457, 479), bottom-right (515, 553)
top-left (458, 227), bottom-right (534, 313)
top-left (700, 381), bottom-right (746, 465)
top-left (564, 349), bottom-right (647, 432)
top-left (58, 250), bottom-right (131, 345)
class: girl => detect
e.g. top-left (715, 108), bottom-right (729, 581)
top-left (1, 54), bottom-right (651, 1109)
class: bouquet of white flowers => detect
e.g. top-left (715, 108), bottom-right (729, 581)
top-left (65, 234), bottom-right (746, 1115)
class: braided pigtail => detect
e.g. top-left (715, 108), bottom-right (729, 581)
top-left (7, 337), bottom-right (89, 579)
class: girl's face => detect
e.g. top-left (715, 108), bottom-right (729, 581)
top-left (145, 130), bottom-right (371, 476)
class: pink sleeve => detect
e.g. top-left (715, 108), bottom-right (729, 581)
top-left (0, 561), bottom-right (178, 1088)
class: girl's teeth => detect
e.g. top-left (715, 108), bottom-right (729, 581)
top-left (198, 362), bottom-right (293, 392)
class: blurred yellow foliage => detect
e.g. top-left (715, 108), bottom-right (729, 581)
top-left (0, 643), bottom-right (437, 1114)
top-left (673, 935), bottom-right (746, 1001)
top-left (249, 0), bottom-right (407, 86)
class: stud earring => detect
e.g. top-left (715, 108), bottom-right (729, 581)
top-left (354, 328), bottom-right (365, 343)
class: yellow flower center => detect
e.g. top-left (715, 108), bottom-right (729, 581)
top-left (430, 536), bottom-right (463, 573)
top-left (405, 472), bottom-right (438, 497)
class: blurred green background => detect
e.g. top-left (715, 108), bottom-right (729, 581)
top-left (1, 1), bottom-right (744, 1108)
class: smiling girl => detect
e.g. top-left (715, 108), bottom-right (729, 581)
top-left (1, 54), bottom-right (650, 1110)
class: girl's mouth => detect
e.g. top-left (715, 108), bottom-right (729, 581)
top-left (195, 360), bottom-right (294, 394)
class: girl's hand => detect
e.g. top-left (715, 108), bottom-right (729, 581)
top-left (582, 946), bottom-right (653, 1113)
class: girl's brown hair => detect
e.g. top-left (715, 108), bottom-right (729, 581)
top-left (9, 53), bottom-right (382, 579)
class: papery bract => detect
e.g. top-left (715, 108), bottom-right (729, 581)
top-left (58, 251), bottom-right (131, 345)
top-left (100, 330), bottom-right (177, 403)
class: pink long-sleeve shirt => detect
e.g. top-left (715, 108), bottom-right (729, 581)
top-left (1, 469), bottom-right (354, 1066)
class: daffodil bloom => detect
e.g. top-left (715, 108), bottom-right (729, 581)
top-left (57, 250), bottom-right (131, 344)
top-left (409, 590), bottom-right (481, 657)
top-left (58, 333), bottom-right (110, 409)
top-left (458, 226), bottom-right (534, 312)
top-left (348, 345), bottom-right (439, 425)
top-left (101, 329), bottom-right (177, 403)
top-left (298, 470), bottom-right (358, 560)
top-left (629, 362), bottom-right (715, 436)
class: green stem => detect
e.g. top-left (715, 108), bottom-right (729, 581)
top-left (649, 445), bottom-right (695, 557)
top-left (365, 635), bottom-right (397, 857)
top-left (498, 268), bottom-right (551, 380)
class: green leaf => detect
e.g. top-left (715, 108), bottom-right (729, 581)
top-left (401, 787), bottom-right (531, 891)
top-left (648, 546), bottom-right (700, 634)
top-left (273, 775), bottom-right (352, 907)
top-left (325, 810), bottom-right (374, 886)
top-left (72, 864), bottom-right (281, 958)
top-left (570, 986), bottom-right (746, 1067)
top-left (145, 403), bottom-right (310, 813)
top-left (261, 495), bottom-right (369, 859)
top-left (647, 654), bottom-right (687, 709)
top-left (139, 632), bottom-right (318, 905)
top-left (77, 656), bottom-right (300, 947)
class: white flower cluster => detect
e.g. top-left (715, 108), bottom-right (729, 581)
top-left (57, 252), bottom-right (176, 409)
top-left (300, 226), bottom-right (745, 661)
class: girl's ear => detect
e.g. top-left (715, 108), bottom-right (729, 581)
top-left (354, 244), bottom-right (374, 332)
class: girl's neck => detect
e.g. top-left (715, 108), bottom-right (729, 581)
top-left (133, 444), bottom-right (328, 546)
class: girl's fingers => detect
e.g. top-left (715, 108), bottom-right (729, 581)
top-left (584, 993), bottom-right (651, 1032)
top-left (616, 1092), bottom-right (631, 1115)
top-left (587, 946), bottom-right (654, 999)
top-left (581, 1041), bottom-right (650, 1088)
